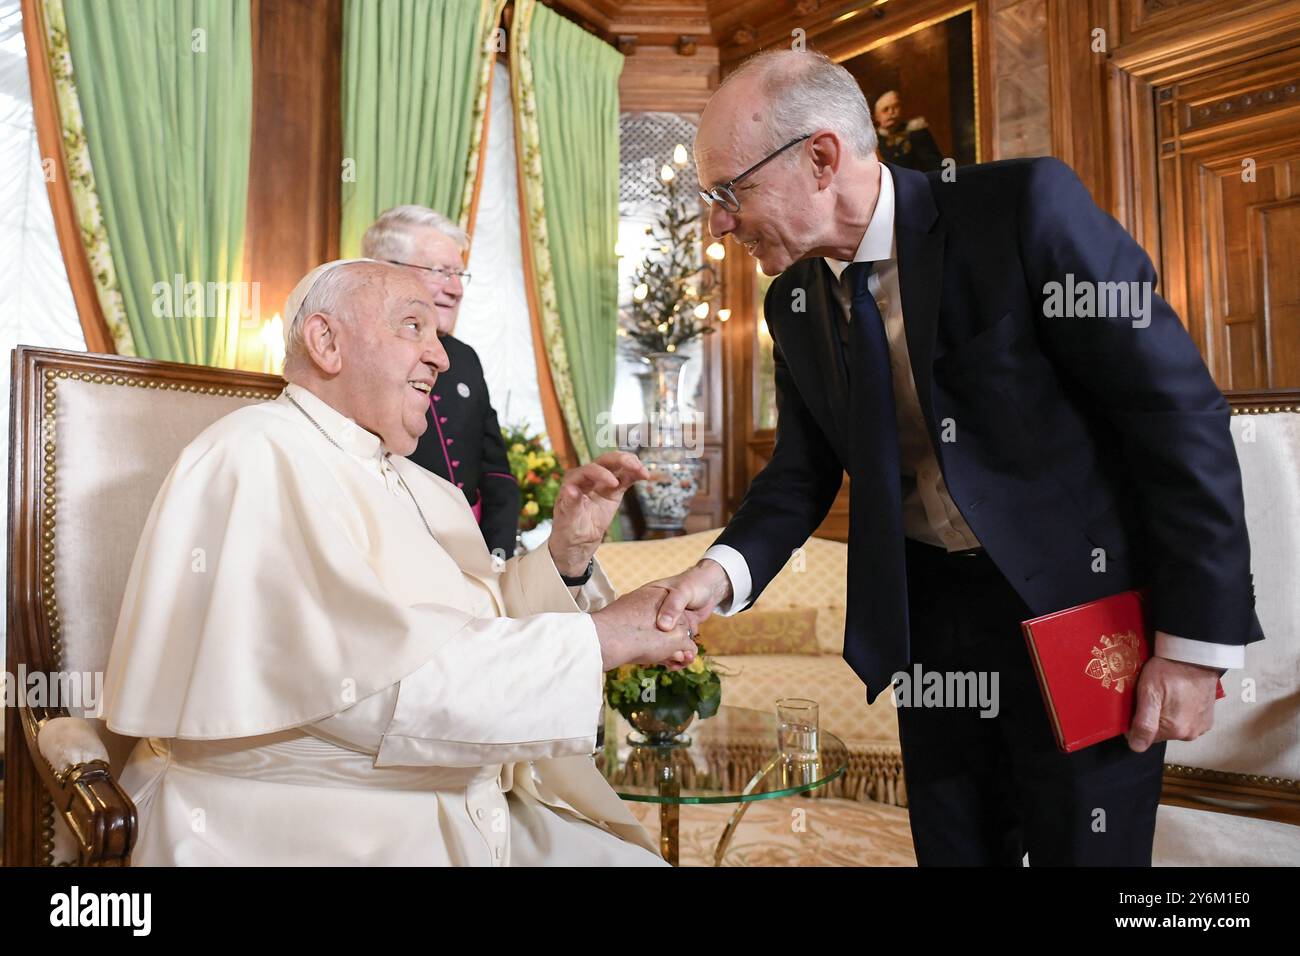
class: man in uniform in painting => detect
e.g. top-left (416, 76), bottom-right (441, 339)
top-left (873, 90), bottom-right (945, 173)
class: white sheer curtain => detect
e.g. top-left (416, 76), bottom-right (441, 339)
top-left (0, 0), bottom-right (85, 670)
top-left (456, 61), bottom-right (546, 438)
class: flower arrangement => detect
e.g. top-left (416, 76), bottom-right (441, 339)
top-left (501, 424), bottom-right (564, 530)
top-left (619, 144), bottom-right (729, 357)
top-left (604, 644), bottom-right (723, 731)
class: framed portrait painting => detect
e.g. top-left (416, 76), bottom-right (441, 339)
top-left (837, 5), bottom-right (980, 172)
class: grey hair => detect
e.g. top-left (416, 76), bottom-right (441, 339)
top-left (362, 204), bottom-right (469, 261)
top-left (283, 262), bottom-right (372, 363)
top-left (720, 49), bottom-right (877, 160)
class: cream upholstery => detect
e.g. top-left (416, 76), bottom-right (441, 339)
top-left (598, 530), bottom-right (849, 654)
top-left (1155, 805), bottom-right (1300, 866)
top-left (9, 359), bottom-right (280, 865)
top-left (38, 715), bottom-right (110, 770)
top-left (596, 530), bottom-right (905, 806)
top-left (1163, 412), bottom-right (1300, 781)
top-left (707, 655), bottom-right (899, 744)
top-left (48, 380), bottom-right (275, 780)
top-left (1153, 407), bottom-right (1300, 864)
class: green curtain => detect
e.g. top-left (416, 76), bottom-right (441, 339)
top-left (60, 0), bottom-right (252, 367)
top-left (524, 0), bottom-right (622, 461)
top-left (340, 0), bottom-right (489, 257)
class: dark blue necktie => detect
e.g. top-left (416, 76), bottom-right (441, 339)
top-left (840, 261), bottom-right (909, 694)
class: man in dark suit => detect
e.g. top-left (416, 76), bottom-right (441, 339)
top-left (655, 51), bottom-right (1262, 865)
top-left (363, 206), bottom-right (520, 560)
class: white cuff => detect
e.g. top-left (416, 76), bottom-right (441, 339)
top-left (702, 544), bottom-right (752, 615)
top-left (1155, 633), bottom-right (1245, 671)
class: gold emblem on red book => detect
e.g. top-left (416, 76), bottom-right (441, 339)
top-left (1085, 630), bottom-right (1141, 692)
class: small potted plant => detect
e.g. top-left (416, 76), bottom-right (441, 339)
top-left (604, 645), bottom-right (723, 746)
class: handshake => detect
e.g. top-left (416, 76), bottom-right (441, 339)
top-left (591, 559), bottom-right (734, 673)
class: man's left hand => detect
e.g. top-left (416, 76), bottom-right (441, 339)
top-left (548, 452), bottom-right (649, 577)
top-left (1126, 650), bottom-right (1221, 752)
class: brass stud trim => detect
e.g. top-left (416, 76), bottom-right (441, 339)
top-left (1164, 764), bottom-right (1299, 791)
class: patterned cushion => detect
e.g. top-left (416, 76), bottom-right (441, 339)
top-left (699, 608), bottom-right (819, 655)
top-left (596, 529), bottom-right (848, 655)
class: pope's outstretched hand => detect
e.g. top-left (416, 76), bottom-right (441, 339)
top-left (548, 452), bottom-right (648, 577)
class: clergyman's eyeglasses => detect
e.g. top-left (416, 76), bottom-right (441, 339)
top-left (385, 260), bottom-right (472, 286)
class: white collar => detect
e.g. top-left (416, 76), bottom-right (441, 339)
top-left (824, 163), bottom-right (895, 280)
top-left (280, 382), bottom-right (387, 464)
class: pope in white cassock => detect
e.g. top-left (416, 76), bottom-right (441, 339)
top-left (102, 259), bottom-right (700, 866)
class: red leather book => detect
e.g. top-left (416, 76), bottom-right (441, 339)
top-left (1021, 590), bottom-right (1225, 753)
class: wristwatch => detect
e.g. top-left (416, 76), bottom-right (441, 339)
top-left (560, 558), bottom-right (595, 588)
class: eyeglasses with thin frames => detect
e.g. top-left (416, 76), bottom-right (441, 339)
top-left (698, 133), bottom-right (813, 213)
top-left (385, 259), bottom-right (472, 286)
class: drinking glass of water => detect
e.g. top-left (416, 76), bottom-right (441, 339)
top-left (777, 698), bottom-right (819, 763)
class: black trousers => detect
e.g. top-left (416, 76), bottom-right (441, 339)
top-left (895, 539), bottom-right (1166, 866)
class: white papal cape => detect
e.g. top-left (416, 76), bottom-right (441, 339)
top-left (103, 383), bottom-right (661, 866)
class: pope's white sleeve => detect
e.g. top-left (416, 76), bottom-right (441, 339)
top-left (500, 544), bottom-right (618, 616)
top-left (304, 546), bottom-right (612, 767)
top-left (304, 609), bottom-right (603, 768)
top-left (372, 611), bottom-right (603, 767)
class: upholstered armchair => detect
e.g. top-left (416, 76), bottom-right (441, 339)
top-left (4, 347), bottom-right (283, 866)
top-left (1154, 390), bottom-right (1300, 863)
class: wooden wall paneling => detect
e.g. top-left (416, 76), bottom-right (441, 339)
top-left (549, 0), bottom-right (720, 112)
top-left (619, 45), bottom-right (720, 113)
top-left (989, 0), bottom-right (1052, 160)
top-left (1107, 1), bottom-right (1300, 388)
top-left (555, 0), bottom-right (715, 49)
top-left (717, 0), bottom-right (981, 66)
top-left (1175, 129), bottom-right (1300, 389)
top-left (1109, 0), bottom-right (1300, 83)
top-left (1105, 57), bottom-right (1164, 256)
top-left (1117, 0), bottom-right (1297, 51)
top-left (242, 0), bottom-right (343, 371)
top-left (1155, 98), bottom-right (1190, 330)
top-left (1256, 192), bottom-right (1300, 388)
top-left (719, 236), bottom-right (758, 519)
top-left (1046, 0), bottom-right (1114, 206)
top-left (685, 304), bottom-right (727, 530)
top-left (683, 446), bottom-right (725, 533)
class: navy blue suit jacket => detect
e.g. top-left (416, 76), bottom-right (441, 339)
top-left (715, 158), bottom-right (1262, 699)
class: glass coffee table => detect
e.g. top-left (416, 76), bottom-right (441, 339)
top-left (595, 705), bottom-right (849, 866)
